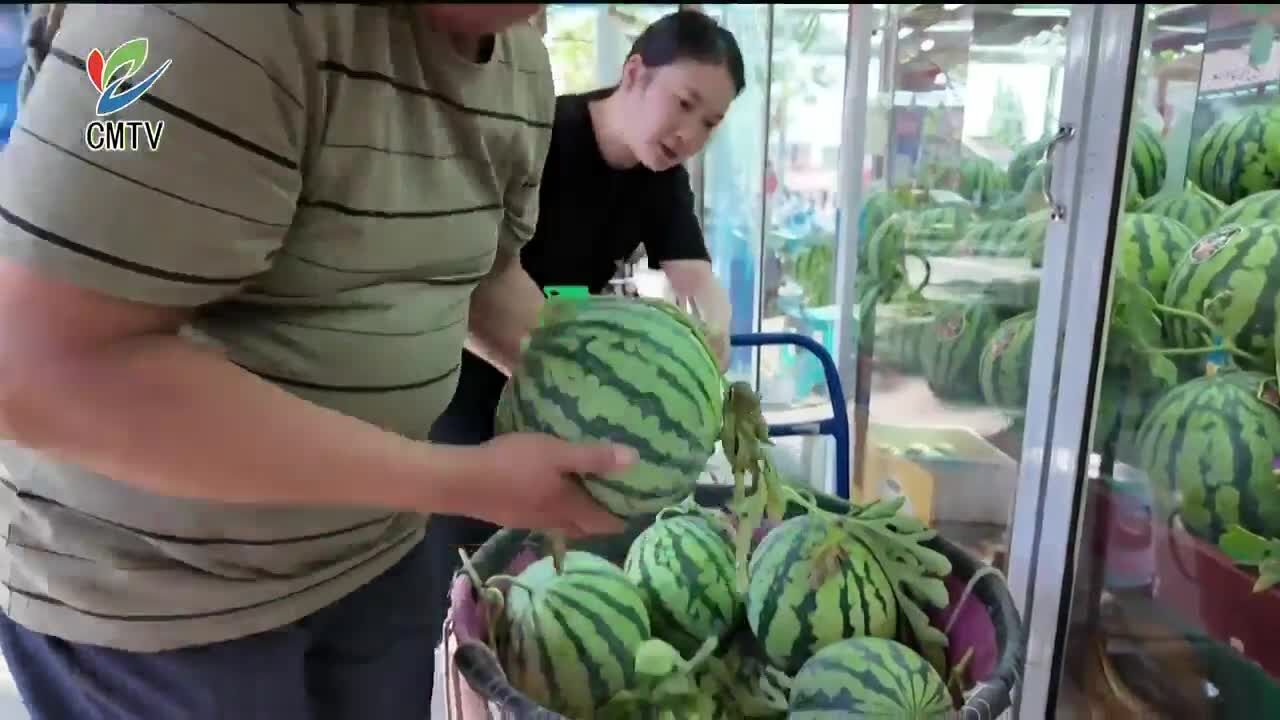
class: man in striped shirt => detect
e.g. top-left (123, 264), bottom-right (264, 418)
top-left (0, 4), bottom-right (630, 718)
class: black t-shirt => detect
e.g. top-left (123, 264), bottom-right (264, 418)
top-left (435, 88), bottom-right (712, 436)
top-left (519, 87), bottom-right (710, 294)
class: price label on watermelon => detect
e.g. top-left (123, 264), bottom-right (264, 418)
top-left (543, 285), bottom-right (589, 300)
top-left (1257, 377), bottom-right (1280, 411)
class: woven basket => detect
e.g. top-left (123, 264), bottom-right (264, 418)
top-left (437, 484), bottom-right (1025, 719)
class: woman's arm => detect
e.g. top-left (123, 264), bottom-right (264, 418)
top-left (662, 258), bottom-right (733, 368)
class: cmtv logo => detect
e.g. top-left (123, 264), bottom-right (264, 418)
top-left (82, 38), bottom-right (172, 153)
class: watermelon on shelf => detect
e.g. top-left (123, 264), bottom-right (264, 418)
top-left (1138, 181), bottom-right (1227, 236)
top-left (1216, 189), bottom-right (1280, 229)
top-left (623, 505), bottom-right (740, 656)
top-left (497, 550), bottom-right (653, 719)
top-left (495, 296), bottom-right (725, 517)
top-left (1113, 212), bottom-right (1199, 301)
top-left (978, 311), bottom-right (1037, 410)
top-left (1134, 369), bottom-right (1280, 545)
top-left (787, 636), bottom-right (953, 719)
top-left (1006, 134), bottom-right (1053, 194)
top-left (952, 219), bottom-right (1024, 258)
top-left (1161, 221), bottom-right (1280, 375)
top-left (1129, 122), bottom-right (1168, 199)
top-left (1188, 103), bottom-right (1280, 205)
top-left (918, 301), bottom-right (1005, 403)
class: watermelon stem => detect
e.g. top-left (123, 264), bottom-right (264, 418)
top-left (1148, 304), bottom-right (1264, 364)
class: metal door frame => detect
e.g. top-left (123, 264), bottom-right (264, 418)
top-left (1005, 4), bottom-right (1144, 717)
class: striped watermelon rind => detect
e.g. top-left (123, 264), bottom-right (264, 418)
top-left (499, 550), bottom-right (652, 718)
top-left (1134, 369), bottom-right (1280, 544)
top-left (1161, 221), bottom-right (1280, 375)
top-left (1129, 122), bottom-right (1168, 199)
top-left (1138, 180), bottom-right (1226, 236)
top-left (1188, 104), bottom-right (1280, 205)
top-left (496, 296), bottom-right (725, 516)
top-left (978, 311), bottom-right (1036, 410)
top-left (623, 507), bottom-right (741, 656)
top-left (1215, 188), bottom-right (1280, 229)
top-left (744, 513), bottom-right (899, 676)
top-left (919, 301), bottom-right (1005, 403)
top-left (1113, 212), bottom-right (1199, 301)
top-left (787, 636), bottom-right (953, 719)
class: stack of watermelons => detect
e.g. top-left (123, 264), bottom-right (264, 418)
top-left (449, 295), bottom-right (1020, 719)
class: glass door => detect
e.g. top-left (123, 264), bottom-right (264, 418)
top-left (840, 3), bottom-right (1077, 574)
top-left (1052, 4), bottom-right (1280, 717)
top-left (834, 5), bottom-right (1143, 714)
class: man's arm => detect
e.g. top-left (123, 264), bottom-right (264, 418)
top-left (0, 5), bottom-right (482, 515)
top-left (467, 253), bottom-right (545, 374)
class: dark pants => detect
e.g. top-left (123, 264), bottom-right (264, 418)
top-left (420, 351), bottom-right (507, 699)
top-left (0, 539), bottom-right (437, 720)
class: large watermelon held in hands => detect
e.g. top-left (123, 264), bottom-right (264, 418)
top-left (496, 296), bottom-right (724, 516)
top-left (745, 514), bottom-right (898, 676)
top-left (498, 550), bottom-right (652, 719)
top-left (787, 636), bottom-right (952, 719)
top-left (1188, 103), bottom-right (1280, 205)
top-left (1134, 370), bottom-right (1280, 545)
top-left (1161, 221), bottom-right (1280, 375)
top-left (623, 506), bottom-right (740, 656)
top-left (1138, 181), bottom-right (1227, 236)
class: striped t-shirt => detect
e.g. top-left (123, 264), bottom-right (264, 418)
top-left (0, 4), bottom-right (553, 651)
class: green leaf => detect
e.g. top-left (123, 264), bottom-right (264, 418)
top-left (103, 38), bottom-right (150, 88)
top-left (1219, 524), bottom-right (1279, 564)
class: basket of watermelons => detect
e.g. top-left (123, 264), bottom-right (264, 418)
top-left (437, 294), bottom-right (1024, 718)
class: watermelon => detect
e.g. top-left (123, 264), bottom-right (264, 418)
top-left (859, 188), bottom-right (903, 242)
top-left (495, 296), bottom-right (724, 516)
top-left (877, 317), bottom-right (933, 376)
top-left (1007, 134), bottom-right (1053, 194)
top-left (1188, 103), bottom-right (1280, 205)
top-left (957, 156), bottom-right (1009, 208)
top-left (623, 508), bottom-right (740, 656)
top-left (499, 550), bottom-right (652, 718)
top-left (919, 301), bottom-right (1004, 403)
top-left (1129, 122), bottom-right (1168, 199)
top-left (952, 219), bottom-right (1023, 258)
top-left (1093, 362), bottom-right (1162, 467)
top-left (905, 204), bottom-right (977, 256)
top-left (787, 637), bottom-right (952, 719)
top-left (1015, 209), bottom-right (1050, 267)
top-left (1216, 189), bottom-right (1280, 228)
top-left (1113, 213), bottom-right (1199, 300)
top-left (745, 514), bottom-right (898, 676)
top-left (1134, 370), bottom-right (1280, 544)
top-left (978, 312), bottom-right (1036, 409)
top-left (1138, 181), bottom-right (1227, 236)
top-left (1161, 221), bottom-right (1280, 375)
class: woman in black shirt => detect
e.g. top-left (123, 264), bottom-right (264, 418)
top-left (424, 8), bottom-right (746, 675)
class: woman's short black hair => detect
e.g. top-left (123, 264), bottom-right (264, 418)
top-left (626, 10), bottom-right (746, 96)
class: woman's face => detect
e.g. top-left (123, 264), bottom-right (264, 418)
top-left (618, 57), bottom-right (737, 173)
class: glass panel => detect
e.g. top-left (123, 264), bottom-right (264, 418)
top-left (699, 3), bottom-right (771, 387)
top-left (757, 5), bottom-right (850, 423)
top-left (851, 4), bottom-right (1072, 571)
top-left (1057, 4), bottom-right (1280, 715)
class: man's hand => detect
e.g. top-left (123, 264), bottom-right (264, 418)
top-left (453, 433), bottom-right (634, 538)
